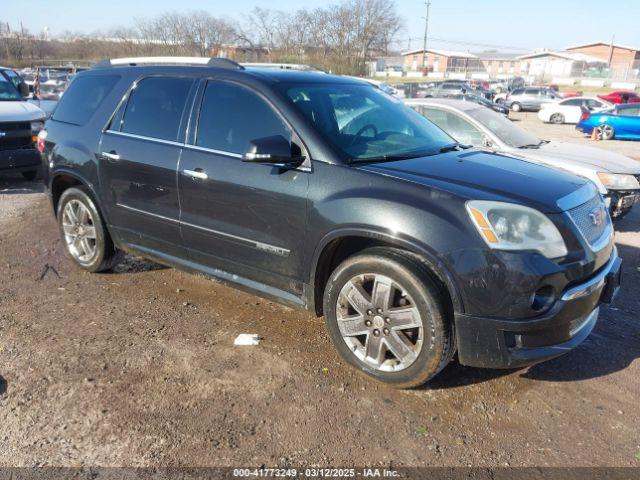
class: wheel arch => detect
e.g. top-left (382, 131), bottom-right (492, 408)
top-left (50, 169), bottom-right (109, 224)
top-left (307, 228), bottom-right (464, 317)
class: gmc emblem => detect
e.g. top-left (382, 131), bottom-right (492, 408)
top-left (588, 205), bottom-right (606, 227)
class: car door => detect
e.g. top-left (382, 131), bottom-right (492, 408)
top-left (99, 75), bottom-right (196, 257)
top-left (560, 98), bottom-right (582, 123)
top-left (612, 107), bottom-right (640, 137)
top-left (178, 79), bottom-right (309, 298)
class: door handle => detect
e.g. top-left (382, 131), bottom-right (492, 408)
top-left (183, 168), bottom-right (208, 180)
top-left (102, 151), bottom-right (120, 161)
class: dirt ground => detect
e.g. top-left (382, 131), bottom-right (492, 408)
top-left (0, 115), bottom-right (639, 468)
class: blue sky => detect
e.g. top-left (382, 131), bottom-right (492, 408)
top-left (3, 0), bottom-right (639, 53)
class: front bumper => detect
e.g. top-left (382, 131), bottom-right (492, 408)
top-left (455, 249), bottom-right (622, 369)
top-left (0, 148), bottom-right (41, 174)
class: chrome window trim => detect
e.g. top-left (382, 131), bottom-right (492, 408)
top-left (116, 202), bottom-right (290, 257)
top-left (103, 130), bottom-right (248, 159)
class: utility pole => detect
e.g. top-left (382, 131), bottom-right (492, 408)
top-left (422, 0), bottom-right (431, 70)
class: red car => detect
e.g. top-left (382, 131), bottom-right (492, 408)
top-left (598, 90), bottom-right (640, 104)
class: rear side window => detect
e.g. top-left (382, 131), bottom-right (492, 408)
top-left (120, 77), bottom-right (194, 142)
top-left (195, 81), bottom-right (290, 154)
top-left (53, 75), bottom-right (120, 125)
top-left (511, 89), bottom-right (524, 95)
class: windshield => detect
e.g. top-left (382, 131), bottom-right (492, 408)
top-left (467, 106), bottom-right (541, 148)
top-left (279, 83), bottom-right (454, 161)
top-left (0, 72), bottom-right (22, 101)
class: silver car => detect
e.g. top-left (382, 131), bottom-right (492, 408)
top-left (405, 98), bottom-right (640, 219)
top-left (504, 87), bottom-right (562, 112)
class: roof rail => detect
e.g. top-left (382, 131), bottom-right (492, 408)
top-left (92, 57), bottom-right (244, 70)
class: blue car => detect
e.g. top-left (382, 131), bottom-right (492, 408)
top-left (576, 103), bottom-right (640, 140)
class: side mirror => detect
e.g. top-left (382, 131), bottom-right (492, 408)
top-left (242, 135), bottom-right (305, 168)
top-left (19, 82), bottom-right (30, 98)
top-left (482, 136), bottom-right (494, 148)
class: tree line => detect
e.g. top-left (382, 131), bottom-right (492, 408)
top-left (0, 0), bottom-right (402, 75)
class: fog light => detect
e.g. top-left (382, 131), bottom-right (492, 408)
top-left (531, 286), bottom-right (555, 311)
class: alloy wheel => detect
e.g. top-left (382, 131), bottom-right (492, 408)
top-left (62, 199), bottom-right (98, 263)
top-left (336, 273), bottom-right (424, 372)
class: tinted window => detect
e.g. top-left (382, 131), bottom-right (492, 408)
top-left (0, 73), bottom-right (21, 100)
top-left (196, 81), bottom-right (290, 154)
top-left (511, 89), bottom-right (524, 95)
top-left (53, 75), bottom-right (120, 125)
top-left (562, 99), bottom-right (582, 106)
top-left (121, 77), bottom-right (194, 141)
top-left (3, 69), bottom-right (22, 90)
top-left (418, 107), bottom-right (484, 146)
top-left (524, 88), bottom-right (539, 95)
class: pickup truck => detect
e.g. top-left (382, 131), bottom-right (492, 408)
top-left (0, 66), bottom-right (46, 180)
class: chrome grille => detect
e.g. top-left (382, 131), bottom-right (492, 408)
top-left (567, 196), bottom-right (611, 247)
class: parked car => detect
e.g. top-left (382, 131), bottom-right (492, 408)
top-left (597, 90), bottom-right (640, 105)
top-left (538, 96), bottom-right (612, 124)
top-left (489, 76), bottom-right (525, 94)
top-left (576, 103), bottom-right (640, 141)
top-left (422, 81), bottom-right (493, 100)
top-left (406, 98), bottom-right (640, 219)
top-left (504, 87), bottom-right (562, 112)
top-left (41, 57), bottom-right (621, 388)
top-left (443, 93), bottom-right (509, 115)
top-left (0, 66), bottom-right (46, 180)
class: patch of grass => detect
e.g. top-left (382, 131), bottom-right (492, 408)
top-left (415, 425), bottom-right (428, 436)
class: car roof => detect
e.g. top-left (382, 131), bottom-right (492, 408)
top-left (404, 98), bottom-right (483, 112)
top-left (86, 63), bottom-right (368, 87)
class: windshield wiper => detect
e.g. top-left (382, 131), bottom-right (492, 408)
top-left (518, 139), bottom-right (549, 149)
top-left (438, 142), bottom-right (472, 153)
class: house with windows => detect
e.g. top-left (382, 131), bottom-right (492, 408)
top-left (401, 48), bottom-right (481, 74)
top-left (565, 42), bottom-right (640, 79)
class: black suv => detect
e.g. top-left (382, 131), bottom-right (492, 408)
top-left (41, 58), bottom-right (621, 388)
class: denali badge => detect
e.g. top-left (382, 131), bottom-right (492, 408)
top-left (588, 205), bottom-right (606, 226)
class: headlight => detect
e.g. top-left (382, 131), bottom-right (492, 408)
top-left (597, 172), bottom-right (640, 190)
top-left (466, 201), bottom-right (568, 259)
top-left (30, 120), bottom-right (45, 134)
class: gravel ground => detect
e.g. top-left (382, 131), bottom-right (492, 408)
top-left (0, 117), bottom-right (639, 467)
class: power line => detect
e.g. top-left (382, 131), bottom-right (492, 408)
top-left (393, 36), bottom-right (552, 52)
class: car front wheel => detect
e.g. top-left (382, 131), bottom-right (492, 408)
top-left (57, 187), bottom-right (123, 272)
top-left (323, 247), bottom-right (455, 388)
top-left (511, 102), bottom-right (522, 112)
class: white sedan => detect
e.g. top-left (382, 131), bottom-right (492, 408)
top-left (538, 96), bottom-right (611, 124)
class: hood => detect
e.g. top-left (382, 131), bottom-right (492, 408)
top-left (359, 149), bottom-right (591, 213)
top-left (0, 100), bottom-right (46, 122)
top-left (530, 141), bottom-right (640, 174)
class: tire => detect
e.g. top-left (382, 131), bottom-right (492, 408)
top-left (597, 124), bottom-right (615, 140)
top-left (21, 170), bottom-right (38, 181)
top-left (56, 187), bottom-right (123, 273)
top-left (511, 102), bottom-right (522, 112)
top-left (323, 247), bottom-right (455, 389)
top-left (550, 113), bottom-right (565, 124)
top-left (495, 98), bottom-right (504, 104)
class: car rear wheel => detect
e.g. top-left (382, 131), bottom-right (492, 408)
top-left (323, 247), bottom-right (455, 388)
top-left (597, 124), bottom-right (615, 140)
top-left (550, 113), bottom-right (565, 124)
top-left (57, 187), bottom-right (123, 273)
top-left (511, 102), bottom-right (522, 112)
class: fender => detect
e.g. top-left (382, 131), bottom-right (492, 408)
top-left (49, 167), bottom-right (111, 226)
top-left (307, 226), bottom-right (465, 315)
